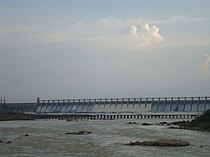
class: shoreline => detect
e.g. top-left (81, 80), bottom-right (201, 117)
top-left (1, 110), bottom-right (209, 134)
top-left (0, 113), bottom-right (35, 121)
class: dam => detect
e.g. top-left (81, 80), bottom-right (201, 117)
top-left (35, 97), bottom-right (210, 113)
top-left (1, 97), bottom-right (210, 118)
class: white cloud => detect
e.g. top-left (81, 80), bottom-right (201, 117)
top-left (3, 22), bottom-right (164, 50)
top-left (3, 15), bottom-right (209, 51)
top-left (130, 25), bottom-right (138, 37)
top-left (130, 23), bottom-right (164, 47)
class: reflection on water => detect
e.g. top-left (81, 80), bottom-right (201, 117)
top-left (0, 119), bottom-right (210, 157)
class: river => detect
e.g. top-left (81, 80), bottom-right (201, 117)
top-left (0, 118), bottom-right (210, 157)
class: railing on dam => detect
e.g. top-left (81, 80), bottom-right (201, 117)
top-left (35, 96), bottom-right (210, 113)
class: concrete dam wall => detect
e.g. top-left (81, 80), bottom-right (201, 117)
top-left (35, 97), bottom-right (210, 113)
top-left (36, 102), bottom-right (151, 113)
top-left (1, 97), bottom-right (210, 114)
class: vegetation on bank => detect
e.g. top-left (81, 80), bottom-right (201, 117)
top-left (0, 113), bottom-right (34, 121)
top-left (174, 110), bottom-right (210, 132)
top-left (188, 109), bottom-right (210, 131)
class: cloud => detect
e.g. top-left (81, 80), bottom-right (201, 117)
top-left (170, 16), bottom-right (210, 23)
top-left (97, 16), bottom-right (210, 27)
top-left (201, 53), bottom-right (210, 78)
top-left (4, 15), bottom-right (209, 51)
top-left (98, 18), bottom-right (125, 27)
top-left (130, 25), bottom-right (138, 37)
top-left (130, 23), bottom-right (164, 47)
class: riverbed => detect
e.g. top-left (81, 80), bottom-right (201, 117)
top-left (0, 119), bottom-right (210, 157)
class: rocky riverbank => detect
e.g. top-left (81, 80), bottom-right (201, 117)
top-left (168, 110), bottom-right (210, 132)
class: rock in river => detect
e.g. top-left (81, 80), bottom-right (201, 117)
top-left (66, 131), bottom-right (92, 135)
top-left (125, 139), bottom-right (189, 147)
top-left (5, 141), bottom-right (12, 144)
top-left (127, 122), bottom-right (137, 124)
top-left (142, 123), bottom-right (153, 126)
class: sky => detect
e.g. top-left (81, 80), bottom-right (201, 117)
top-left (0, 0), bottom-right (210, 102)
